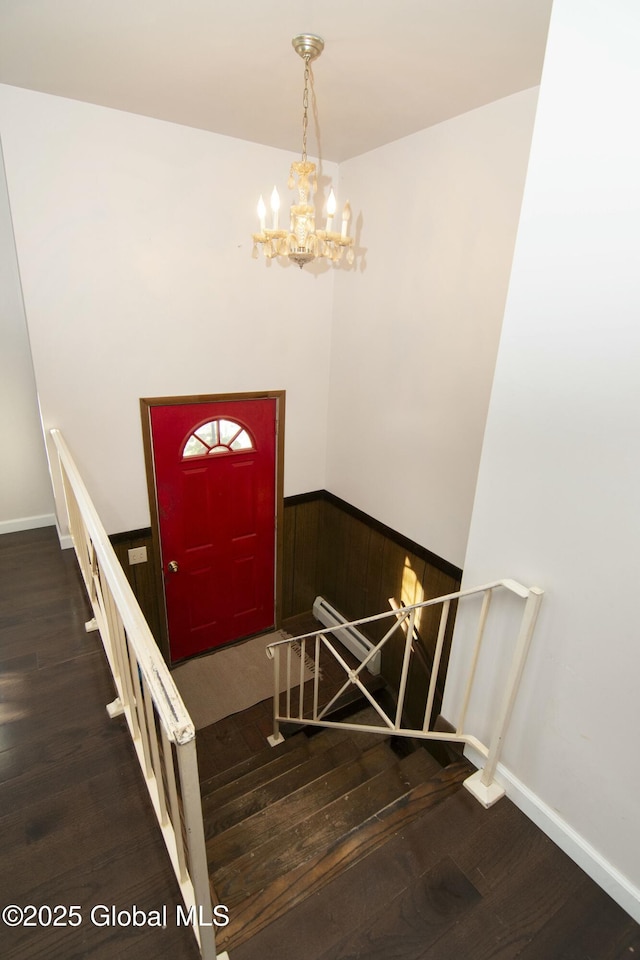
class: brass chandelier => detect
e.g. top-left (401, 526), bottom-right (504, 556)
top-left (252, 34), bottom-right (355, 269)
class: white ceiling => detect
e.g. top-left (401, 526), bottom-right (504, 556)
top-left (0, 0), bottom-right (553, 162)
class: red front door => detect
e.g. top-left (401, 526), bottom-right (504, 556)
top-left (148, 398), bottom-right (277, 661)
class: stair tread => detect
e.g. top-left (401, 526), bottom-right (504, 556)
top-left (199, 734), bottom-right (301, 798)
top-left (201, 703), bottom-right (389, 806)
top-left (203, 736), bottom-right (361, 839)
top-left (211, 743), bottom-right (443, 906)
top-left (200, 725), bottom-right (349, 805)
top-left (215, 757), bottom-right (474, 951)
top-left (208, 739), bottom-right (407, 868)
top-left (224, 776), bottom-right (492, 960)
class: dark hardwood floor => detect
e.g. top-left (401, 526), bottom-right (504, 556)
top-left (1, 526), bottom-right (638, 959)
top-left (0, 527), bottom-right (200, 960)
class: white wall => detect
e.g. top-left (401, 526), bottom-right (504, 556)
top-left (0, 140), bottom-right (55, 533)
top-left (445, 0), bottom-right (640, 921)
top-left (0, 86), bottom-right (336, 534)
top-left (0, 84), bottom-right (540, 563)
top-left (327, 89), bottom-right (539, 569)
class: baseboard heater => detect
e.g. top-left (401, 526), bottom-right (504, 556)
top-left (312, 596), bottom-right (381, 675)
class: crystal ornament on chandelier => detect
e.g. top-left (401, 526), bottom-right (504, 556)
top-left (252, 34), bottom-right (355, 269)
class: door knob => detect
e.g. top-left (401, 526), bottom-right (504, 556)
top-left (167, 560), bottom-right (179, 573)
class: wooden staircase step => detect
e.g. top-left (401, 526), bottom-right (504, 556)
top-left (203, 736), bottom-right (360, 839)
top-left (208, 739), bottom-right (398, 882)
top-left (214, 757), bottom-right (474, 952)
top-left (230, 778), bottom-right (494, 960)
top-left (211, 745), bottom-right (437, 908)
top-left (200, 702), bottom-right (391, 806)
top-left (388, 737), bottom-right (443, 777)
top-left (200, 725), bottom-right (349, 805)
top-left (203, 729), bottom-right (439, 839)
top-left (208, 738), bottom-right (413, 867)
top-left (199, 733), bottom-right (302, 798)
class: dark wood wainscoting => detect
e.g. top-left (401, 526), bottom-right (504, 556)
top-left (109, 529), bottom-right (163, 644)
top-left (112, 492), bottom-right (462, 724)
top-left (283, 491), bottom-right (463, 727)
top-left (281, 493), bottom-right (323, 618)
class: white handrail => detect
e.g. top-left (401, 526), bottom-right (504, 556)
top-left (51, 429), bottom-right (193, 744)
top-left (267, 579), bottom-right (543, 809)
top-left (49, 429), bottom-right (223, 960)
top-left (265, 577), bottom-right (534, 652)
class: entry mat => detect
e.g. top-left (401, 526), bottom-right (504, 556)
top-left (171, 630), bottom-right (315, 730)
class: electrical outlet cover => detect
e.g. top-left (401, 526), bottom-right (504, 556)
top-left (128, 546), bottom-right (148, 565)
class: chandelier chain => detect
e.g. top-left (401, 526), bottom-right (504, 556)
top-left (301, 55), bottom-right (310, 163)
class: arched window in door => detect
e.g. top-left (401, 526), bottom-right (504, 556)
top-left (182, 418), bottom-right (254, 459)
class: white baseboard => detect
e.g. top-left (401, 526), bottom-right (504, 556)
top-left (56, 528), bottom-right (74, 549)
top-left (0, 513), bottom-right (56, 536)
top-left (464, 743), bottom-right (640, 924)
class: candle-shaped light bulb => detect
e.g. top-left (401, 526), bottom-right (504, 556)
top-left (257, 195), bottom-right (266, 233)
top-left (270, 186), bottom-right (280, 230)
top-left (341, 200), bottom-right (352, 238)
top-left (326, 188), bottom-right (337, 231)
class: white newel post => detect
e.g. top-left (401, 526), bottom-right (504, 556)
top-left (464, 587), bottom-right (544, 807)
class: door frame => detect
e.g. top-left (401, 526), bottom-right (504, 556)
top-left (140, 390), bottom-right (285, 664)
